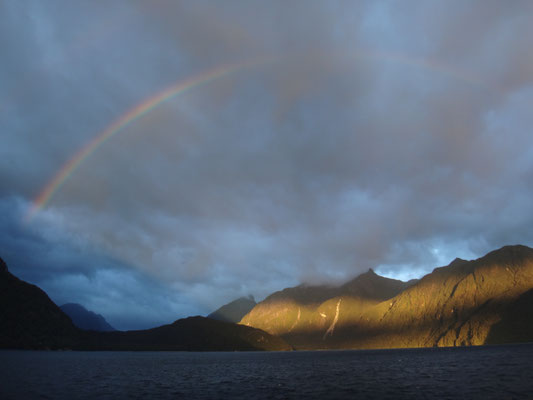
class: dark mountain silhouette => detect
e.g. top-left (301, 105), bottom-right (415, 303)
top-left (241, 245), bottom-right (533, 349)
top-left (80, 316), bottom-right (291, 351)
top-left (0, 257), bottom-right (291, 351)
top-left (60, 303), bottom-right (115, 331)
top-left (0, 257), bottom-right (79, 349)
top-left (208, 295), bottom-right (257, 323)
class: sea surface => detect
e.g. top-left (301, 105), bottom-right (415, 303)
top-left (1, 343), bottom-right (532, 399)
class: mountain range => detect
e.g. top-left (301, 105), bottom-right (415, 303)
top-left (0, 257), bottom-right (290, 351)
top-left (240, 245), bottom-right (533, 349)
top-left (2, 244), bottom-right (533, 351)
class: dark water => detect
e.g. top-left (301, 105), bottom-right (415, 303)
top-left (1, 344), bottom-right (532, 399)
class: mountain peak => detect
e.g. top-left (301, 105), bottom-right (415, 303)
top-left (449, 257), bottom-right (467, 267)
top-left (353, 268), bottom-right (381, 282)
top-left (341, 267), bottom-right (412, 300)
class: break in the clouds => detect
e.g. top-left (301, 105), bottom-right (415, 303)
top-left (2, 1), bottom-right (533, 329)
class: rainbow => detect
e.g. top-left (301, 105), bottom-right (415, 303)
top-left (25, 60), bottom-right (265, 222)
top-left (25, 52), bottom-right (489, 222)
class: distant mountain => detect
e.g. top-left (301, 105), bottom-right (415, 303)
top-left (60, 303), bottom-right (115, 331)
top-left (0, 257), bottom-right (290, 351)
top-left (240, 245), bottom-right (533, 350)
top-left (0, 257), bottom-right (79, 349)
top-left (5, 245), bottom-right (533, 352)
top-left (208, 295), bottom-right (257, 323)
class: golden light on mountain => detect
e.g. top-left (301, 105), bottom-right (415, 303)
top-left (240, 245), bottom-right (533, 350)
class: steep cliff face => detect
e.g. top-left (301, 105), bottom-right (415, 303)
top-left (241, 245), bottom-right (533, 350)
top-left (0, 257), bottom-right (80, 349)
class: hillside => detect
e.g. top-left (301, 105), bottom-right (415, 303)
top-left (60, 303), bottom-right (115, 331)
top-left (208, 295), bottom-right (257, 323)
top-left (331, 245), bottom-right (533, 349)
top-left (241, 245), bottom-right (533, 349)
top-left (0, 257), bottom-right (79, 349)
top-left (80, 316), bottom-right (292, 351)
top-left (240, 269), bottom-right (414, 347)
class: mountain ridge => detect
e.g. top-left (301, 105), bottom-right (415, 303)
top-left (240, 267), bottom-right (414, 342)
top-left (0, 257), bottom-right (291, 351)
top-left (60, 303), bottom-right (115, 332)
top-left (240, 245), bottom-right (533, 349)
top-left (3, 245), bottom-right (533, 351)
top-left (208, 295), bottom-right (257, 323)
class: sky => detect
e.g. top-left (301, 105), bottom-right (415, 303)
top-left (2, 1), bottom-right (533, 330)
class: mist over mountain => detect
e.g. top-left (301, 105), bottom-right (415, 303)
top-left (2, 245), bottom-right (533, 351)
top-left (241, 245), bottom-right (533, 350)
top-left (60, 303), bottom-right (115, 332)
top-left (240, 267), bottom-right (415, 346)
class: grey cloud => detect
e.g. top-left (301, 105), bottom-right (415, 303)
top-left (0, 197), bottom-right (203, 330)
top-left (2, 1), bottom-right (533, 328)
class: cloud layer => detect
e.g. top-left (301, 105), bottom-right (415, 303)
top-left (2, 1), bottom-right (533, 329)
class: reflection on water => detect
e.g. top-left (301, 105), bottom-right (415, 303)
top-left (1, 343), bottom-right (532, 399)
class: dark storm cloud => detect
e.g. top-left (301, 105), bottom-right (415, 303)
top-left (0, 197), bottom-right (200, 330)
top-left (2, 1), bottom-right (533, 327)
